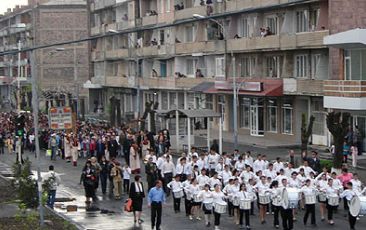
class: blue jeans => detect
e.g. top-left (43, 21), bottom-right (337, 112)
top-left (47, 190), bottom-right (56, 209)
top-left (51, 146), bottom-right (57, 160)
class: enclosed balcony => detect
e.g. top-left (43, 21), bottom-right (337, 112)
top-left (283, 78), bottom-right (324, 96)
top-left (226, 0), bottom-right (291, 12)
top-left (105, 76), bottom-right (130, 87)
top-left (175, 41), bottom-right (224, 55)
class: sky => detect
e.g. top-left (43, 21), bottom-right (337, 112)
top-left (0, 0), bottom-right (28, 15)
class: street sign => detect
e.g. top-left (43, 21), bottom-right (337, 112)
top-left (49, 107), bottom-right (73, 130)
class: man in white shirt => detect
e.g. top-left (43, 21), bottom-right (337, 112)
top-left (299, 161), bottom-right (316, 177)
top-left (253, 154), bottom-right (266, 173)
top-left (264, 163), bottom-right (277, 180)
top-left (208, 149), bottom-right (220, 176)
top-left (220, 164), bottom-right (232, 186)
top-left (273, 157), bottom-right (284, 173)
top-left (350, 173), bottom-right (362, 194)
top-left (43, 165), bottom-right (61, 209)
top-left (340, 182), bottom-right (357, 230)
top-left (244, 151), bottom-right (254, 168)
top-left (197, 153), bottom-right (208, 171)
top-left (197, 168), bottom-right (210, 189)
top-left (161, 155), bottom-right (175, 195)
top-left (240, 165), bottom-right (255, 184)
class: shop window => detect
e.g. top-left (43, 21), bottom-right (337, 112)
top-left (268, 99), bottom-right (277, 132)
top-left (240, 98), bottom-right (250, 128)
top-left (282, 103), bottom-right (293, 134)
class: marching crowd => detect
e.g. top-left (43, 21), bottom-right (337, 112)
top-left (0, 111), bottom-right (366, 230)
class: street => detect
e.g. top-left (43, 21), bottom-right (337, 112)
top-left (1, 146), bottom-right (366, 230)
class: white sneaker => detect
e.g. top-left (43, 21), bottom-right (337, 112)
top-left (215, 226), bottom-right (220, 230)
top-left (189, 215), bottom-right (193, 220)
top-left (196, 216), bottom-right (201, 220)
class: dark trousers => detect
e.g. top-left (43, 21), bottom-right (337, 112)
top-left (326, 204), bottom-right (336, 220)
top-left (214, 211), bottom-right (221, 226)
top-left (123, 179), bottom-right (130, 193)
top-left (228, 201), bottom-right (234, 216)
top-left (280, 207), bottom-right (293, 230)
top-left (163, 173), bottom-right (173, 194)
top-left (100, 173), bottom-right (108, 194)
top-left (273, 205), bottom-right (280, 226)
top-left (250, 202), bottom-right (254, 215)
top-left (0, 146), bottom-right (4, 154)
top-left (349, 211), bottom-right (356, 229)
top-left (173, 197), bottom-right (181, 211)
top-left (123, 149), bottom-right (130, 166)
top-left (185, 198), bottom-right (191, 216)
top-left (344, 197), bottom-right (349, 210)
top-left (304, 204), bottom-right (316, 225)
top-left (239, 209), bottom-right (250, 226)
top-left (151, 202), bottom-right (162, 229)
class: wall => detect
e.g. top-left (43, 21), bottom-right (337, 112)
top-left (329, 0), bottom-right (366, 80)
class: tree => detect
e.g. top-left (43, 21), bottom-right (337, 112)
top-left (326, 112), bottom-right (350, 169)
top-left (301, 113), bottom-right (315, 153)
top-left (140, 101), bottom-right (153, 131)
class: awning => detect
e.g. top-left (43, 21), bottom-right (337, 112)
top-left (190, 81), bottom-right (215, 92)
top-left (324, 28), bottom-right (366, 48)
top-left (204, 79), bottom-right (283, 97)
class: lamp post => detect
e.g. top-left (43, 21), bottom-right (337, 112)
top-left (192, 14), bottom-right (238, 149)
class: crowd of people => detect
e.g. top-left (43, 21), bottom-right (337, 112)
top-left (0, 111), bottom-right (365, 230)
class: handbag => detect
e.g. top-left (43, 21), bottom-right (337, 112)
top-left (124, 198), bottom-right (133, 212)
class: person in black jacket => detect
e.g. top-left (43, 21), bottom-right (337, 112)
top-left (307, 151), bottom-right (321, 174)
top-left (129, 175), bottom-right (145, 224)
top-left (99, 156), bottom-right (110, 194)
top-left (108, 135), bottom-right (119, 159)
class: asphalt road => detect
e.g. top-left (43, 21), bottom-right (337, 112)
top-left (1, 147), bottom-right (366, 230)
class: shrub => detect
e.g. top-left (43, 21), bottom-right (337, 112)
top-left (320, 159), bottom-right (333, 171)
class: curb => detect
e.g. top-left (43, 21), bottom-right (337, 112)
top-left (44, 206), bottom-right (85, 230)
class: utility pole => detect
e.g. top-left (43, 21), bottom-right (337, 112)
top-left (17, 40), bottom-right (21, 111)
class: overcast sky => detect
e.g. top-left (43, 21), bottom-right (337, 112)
top-left (0, 0), bottom-right (28, 15)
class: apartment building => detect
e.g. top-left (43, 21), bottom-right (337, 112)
top-left (0, 0), bottom-right (89, 113)
top-left (88, 0), bottom-right (365, 148)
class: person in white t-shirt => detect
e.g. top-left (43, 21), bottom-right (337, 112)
top-left (273, 157), bottom-right (284, 173)
top-left (350, 173), bottom-right (362, 195)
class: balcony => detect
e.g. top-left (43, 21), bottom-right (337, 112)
top-left (105, 49), bottom-right (129, 60)
top-left (91, 26), bottom-right (102, 36)
top-left (283, 78), bottom-right (323, 96)
top-left (91, 51), bottom-right (105, 62)
top-left (135, 46), bottom-right (159, 57)
top-left (324, 80), bottom-right (366, 110)
top-left (228, 31), bottom-right (329, 52)
top-left (324, 80), bottom-right (366, 98)
top-left (94, 0), bottom-right (116, 11)
top-left (105, 76), bottom-right (130, 87)
top-left (176, 77), bottom-right (215, 89)
top-left (226, 0), bottom-right (291, 12)
top-left (142, 15), bottom-right (158, 26)
top-left (175, 41), bottom-right (224, 55)
top-left (174, 6), bottom-right (207, 21)
top-left (139, 77), bottom-right (176, 89)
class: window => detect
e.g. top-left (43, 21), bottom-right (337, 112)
top-left (240, 18), bottom-right (250, 37)
top-left (160, 60), bottom-right (167, 77)
top-left (239, 57), bottom-right (255, 77)
top-left (186, 59), bottom-right (198, 76)
top-left (266, 17), bottom-right (278, 35)
top-left (268, 99), bottom-right (277, 132)
top-left (206, 94), bottom-right (213, 110)
top-left (215, 57), bottom-right (225, 77)
top-left (295, 54), bottom-right (308, 78)
top-left (312, 111), bottom-right (325, 136)
top-left (309, 9), bottom-right (319, 31)
top-left (165, 0), bottom-right (170, 12)
top-left (266, 56), bottom-right (280, 78)
top-left (169, 92), bottom-right (177, 109)
top-left (185, 25), bottom-right (196, 42)
top-left (282, 102), bottom-right (293, 134)
top-left (161, 92), bottom-right (168, 110)
top-left (311, 54), bottom-right (320, 79)
top-left (240, 98), bottom-right (250, 128)
top-left (296, 11), bottom-right (308, 33)
top-left (344, 49), bottom-right (366, 80)
top-left (218, 95), bottom-right (225, 119)
top-left (159, 30), bottom-right (165, 45)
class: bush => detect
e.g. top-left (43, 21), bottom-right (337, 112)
top-left (320, 159), bottom-right (333, 171)
top-left (12, 160), bottom-right (39, 208)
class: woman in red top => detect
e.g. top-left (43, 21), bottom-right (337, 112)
top-left (337, 168), bottom-right (353, 210)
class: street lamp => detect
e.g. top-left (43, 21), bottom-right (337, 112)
top-left (192, 14), bottom-right (238, 150)
top-left (108, 29), bottom-right (141, 120)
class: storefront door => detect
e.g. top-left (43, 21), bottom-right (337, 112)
top-left (250, 98), bottom-right (264, 136)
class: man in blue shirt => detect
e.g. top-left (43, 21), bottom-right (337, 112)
top-left (148, 180), bottom-right (166, 230)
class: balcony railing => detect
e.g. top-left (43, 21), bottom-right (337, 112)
top-left (139, 77), bottom-right (176, 89)
top-left (175, 41), bottom-right (224, 54)
top-left (228, 30), bottom-right (329, 52)
top-left (283, 78), bottom-right (324, 96)
top-left (105, 76), bottom-right (130, 87)
top-left (226, 0), bottom-right (292, 12)
top-left (105, 49), bottom-right (129, 60)
top-left (176, 77), bottom-right (215, 89)
top-left (324, 80), bottom-right (366, 97)
top-left (174, 6), bottom-right (207, 21)
top-left (142, 15), bottom-right (158, 26)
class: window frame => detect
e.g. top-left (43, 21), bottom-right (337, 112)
top-left (282, 104), bottom-right (293, 135)
top-left (215, 57), bottom-right (225, 77)
top-left (268, 100), bottom-right (278, 133)
top-left (295, 54), bottom-right (309, 78)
